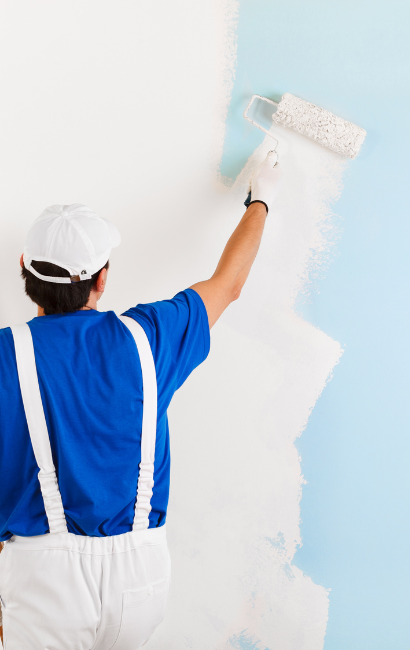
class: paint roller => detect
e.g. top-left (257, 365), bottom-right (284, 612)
top-left (243, 93), bottom-right (366, 206)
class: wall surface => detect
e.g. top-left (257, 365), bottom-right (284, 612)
top-left (220, 1), bottom-right (410, 649)
top-left (0, 1), bottom-right (409, 649)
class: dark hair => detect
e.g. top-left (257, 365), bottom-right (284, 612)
top-left (20, 259), bottom-right (110, 315)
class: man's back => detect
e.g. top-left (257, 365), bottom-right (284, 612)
top-left (0, 288), bottom-right (210, 540)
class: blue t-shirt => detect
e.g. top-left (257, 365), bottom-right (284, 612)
top-left (0, 288), bottom-right (210, 540)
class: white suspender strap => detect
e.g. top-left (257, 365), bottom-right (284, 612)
top-left (119, 315), bottom-right (157, 531)
top-left (10, 323), bottom-right (68, 534)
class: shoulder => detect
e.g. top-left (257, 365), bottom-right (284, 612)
top-left (121, 288), bottom-right (210, 364)
top-left (0, 325), bottom-right (14, 352)
top-left (122, 288), bottom-right (207, 333)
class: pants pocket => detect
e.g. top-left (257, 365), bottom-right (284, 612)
top-left (110, 575), bottom-right (170, 650)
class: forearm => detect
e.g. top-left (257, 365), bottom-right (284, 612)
top-left (189, 154), bottom-right (280, 328)
top-left (212, 202), bottom-right (268, 296)
top-left (189, 202), bottom-right (267, 326)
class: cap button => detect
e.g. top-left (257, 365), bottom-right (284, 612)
top-left (61, 210), bottom-right (69, 217)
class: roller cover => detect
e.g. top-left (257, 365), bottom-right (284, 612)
top-left (271, 93), bottom-right (366, 159)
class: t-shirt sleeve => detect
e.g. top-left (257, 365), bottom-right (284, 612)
top-left (121, 288), bottom-right (210, 393)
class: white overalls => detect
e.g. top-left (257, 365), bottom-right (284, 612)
top-left (0, 316), bottom-right (171, 650)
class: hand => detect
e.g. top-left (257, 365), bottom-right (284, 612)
top-left (248, 151), bottom-right (282, 211)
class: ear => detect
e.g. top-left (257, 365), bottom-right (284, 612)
top-left (20, 253), bottom-right (24, 268)
top-left (97, 267), bottom-right (107, 291)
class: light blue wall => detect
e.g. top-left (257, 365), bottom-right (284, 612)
top-left (220, 1), bottom-right (410, 648)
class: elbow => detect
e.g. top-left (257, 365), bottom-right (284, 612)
top-left (231, 284), bottom-right (242, 302)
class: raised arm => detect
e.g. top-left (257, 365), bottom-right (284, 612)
top-left (190, 152), bottom-right (281, 329)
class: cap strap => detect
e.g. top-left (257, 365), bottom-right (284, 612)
top-left (27, 264), bottom-right (92, 283)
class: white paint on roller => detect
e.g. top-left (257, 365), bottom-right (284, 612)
top-left (272, 93), bottom-right (366, 159)
top-left (0, 1), bottom-right (346, 648)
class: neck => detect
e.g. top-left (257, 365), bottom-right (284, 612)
top-left (37, 299), bottom-right (98, 317)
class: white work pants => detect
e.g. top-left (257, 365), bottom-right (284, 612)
top-left (0, 525), bottom-right (170, 650)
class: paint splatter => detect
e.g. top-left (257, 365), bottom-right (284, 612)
top-left (228, 629), bottom-right (270, 650)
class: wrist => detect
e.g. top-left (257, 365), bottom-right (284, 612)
top-left (247, 199), bottom-right (269, 215)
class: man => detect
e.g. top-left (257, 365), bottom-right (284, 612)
top-left (0, 152), bottom-right (280, 649)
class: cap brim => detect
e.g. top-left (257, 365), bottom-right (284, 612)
top-left (105, 219), bottom-right (121, 248)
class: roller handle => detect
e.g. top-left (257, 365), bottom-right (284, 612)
top-left (243, 94), bottom-right (280, 148)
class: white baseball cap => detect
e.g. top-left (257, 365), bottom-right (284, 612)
top-left (23, 203), bottom-right (121, 284)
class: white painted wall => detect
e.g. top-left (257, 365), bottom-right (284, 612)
top-left (0, 2), bottom-right (345, 648)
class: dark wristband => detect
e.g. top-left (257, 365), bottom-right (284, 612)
top-left (244, 192), bottom-right (268, 215)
